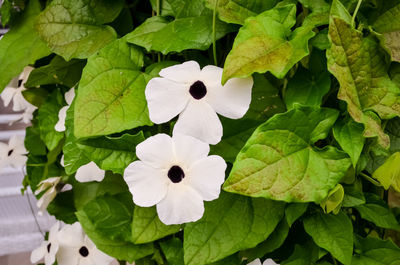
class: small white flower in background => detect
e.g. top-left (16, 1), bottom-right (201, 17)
top-left (145, 61), bottom-right (253, 145)
top-left (35, 176), bottom-right (61, 216)
top-left (31, 222), bottom-right (60, 265)
top-left (57, 222), bottom-right (114, 265)
top-left (75, 161), bottom-right (105, 182)
top-left (1, 66), bottom-right (37, 124)
top-left (124, 133), bottom-right (226, 225)
top-left (0, 135), bottom-right (27, 171)
top-left (1, 66), bottom-right (34, 111)
top-left (55, 87), bottom-right (75, 132)
top-left (247, 258), bottom-right (279, 265)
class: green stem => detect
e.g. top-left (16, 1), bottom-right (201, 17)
top-left (351, 0), bottom-right (363, 27)
top-left (212, 0), bottom-right (218, 65)
top-left (360, 172), bottom-right (381, 187)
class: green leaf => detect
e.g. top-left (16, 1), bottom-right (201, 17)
top-left (333, 118), bottom-right (365, 167)
top-left (63, 101), bottom-right (91, 175)
top-left (0, 0), bottom-right (25, 25)
top-left (373, 152), bottom-right (400, 192)
top-left (284, 66), bottom-right (331, 110)
top-left (299, 0), bottom-right (330, 27)
top-left (285, 203), bottom-right (309, 227)
top-left (303, 211), bottom-right (353, 265)
top-left (319, 184), bottom-right (344, 214)
top-left (184, 192), bottom-right (285, 265)
top-left (211, 74), bottom-right (285, 163)
top-left (342, 180), bottom-right (365, 207)
top-left (281, 240), bottom-right (325, 265)
top-left (77, 132), bottom-right (145, 175)
top-left (160, 238), bottom-right (184, 265)
top-left (25, 56), bottom-right (86, 88)
top-left (34, 0), bottom-right (124, 60)
top-left (222, 4), bottom-right (315, 83)
top-left (73, 172), bottom-right (128, 210)
top-left (76, 210), bottom-right (154, 263)
top-left (0, 0), bottom-right (51, 93)
top-left (83, 194), bottom-right (133, 241)
top-left (327, 0), bottom-right (400, 148)
top-left (240, 219), bottom-right (290, 261)
top-left (131, 206), bottom-right (180, 244)
top-left (352, 236), bottom-right (400, 265)
top-left (354, 193), bottom-right (400, 230)
top-left (126, 0), bottom-right (233, 54)
top-left (25, 125), bottom-right (47, 156)
top-left (204, 0), bottom-right (278, 25)
top-left (37, 90), bottom-right (65, 151)
top-left (74, 38), bottom-right (152, 138)
top-left (224, 105), bottom-right (351, 203)
top-left (310, 28), bottom-right (330, 50)
top-left (373, 3), bottom-right (400, 62)
top-left (47, 190), bottom-right (77, 224)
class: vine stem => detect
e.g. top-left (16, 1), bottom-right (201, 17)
top-left (212, 0), bottom-right (218, 66)
top-left (351, 0), bottom-right (363, 27)
top-left (360, 172), bottom-right (381, 186)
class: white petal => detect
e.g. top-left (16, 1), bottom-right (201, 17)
top-left (173, 101), bottom-right (223, 145)
top-left (65, 87), bottom-right (76, 105)
top-left (199, 65), bottom-right (223, 87)
top-left (12, 89), bottom-right (30, 112)
top-left (58, 222), bottom-right (84, 247)
top-left (188, 155), bottom-right (226, 201)
top-left (156, 185), bottom-right (204, 225)
top-left (1, 86), bottom-right (16, 107)
top-left (19, 66), bottom-right (34, 87)
top-left (10, 154), bottom-right (27, 168)
top-left (124, 161), bottom-right (168, 207)
top-left (206, 76), bottom-right (253, 119)
top-left (75, 162), bottom-right (105, 182)
top-left (44, 252), bottom-right (56, 265)
top-left (37, 186), bottom-right (57, 214)
top-left (30, 243), bottom-right (46, 263)
top-left (89, 249), bottom-right (114, 265)
top-left (8, 135), bottom-right (25, 151)
top-left (172, 133), bottom-right (210, 167)
top-left (263, 259), bottom-right (279, 265)
top-left (55, 106), bottom-right (69, 132)
top-left (145, 77), bottom-right (189, 124)
top-left (159, 61), bottom-right (201, 83)
top-left (56, 246), bottom-right (79, 265)
top-left (247, 259), bottom-right (262, 265)
top-left (49, 222), bottom-right (60, 242)
top-left (135, 133), bottom-right (174, 168)
top-left (0, 142), bottom-right (9, 158)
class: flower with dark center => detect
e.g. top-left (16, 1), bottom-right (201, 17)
top-left (145, 61), bottom-right (253, 144)
top-left (0, 135), bottom-right (27, 172)
top-left (31, 222), bottom-right (60, 265)
top-left (124, 133), bottom-right (226, 225)
top-left (57, 222), bottom-right (114, 265)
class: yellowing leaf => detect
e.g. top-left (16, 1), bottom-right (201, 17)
top-left (327, 0), bottom-right (400, 148)
top-left (222, 4), bottom-right (315, 83)
top-left (373, 152), bottom-right (400, 192)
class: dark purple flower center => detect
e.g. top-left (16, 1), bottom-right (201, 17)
top-left (8, 149), bottom-right (13, 156)
top-left (189, 80), bottom-right (207, 100)
top-left (47, 243), bottom-right (51, 253)
top-left (79, 246), bottom-right (89, 257)
top-left (18, 79), bottom-right (23, 87)
top-left (168, 165), bottom-right (185, 183)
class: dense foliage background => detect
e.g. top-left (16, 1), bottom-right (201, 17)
top-left (1, 0), bottom-right (400, 264)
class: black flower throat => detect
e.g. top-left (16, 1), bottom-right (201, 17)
top-left (79, 246), bottom-right (89, 257)
top-left (168, 165), bottom-right (185, 183)
top-left (189, 80), bottom-right (207, 100)
top-left (47, 243), bottom-right (51, 253)
top-left (8, 149), bottom-right (13, 156)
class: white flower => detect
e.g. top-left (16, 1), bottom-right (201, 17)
top-left (1, 66), bottom-right (34, 111)
top-left (0, 135), bottom-right (27, 171)
top-left (55, 87), bottom-right (75, 132)
top-left (247, 259), bottom-right (279, 265)
top-left (124, 133), bottom-right (227, 225)
top-left (57, 222), bottom-right (114, 265)
top-left (145, 61), bottom-right (253, 144)
top-left (35, 177), bottom-right (61, 216)
top-left (75, 161), bottom-right (105, 183)
top-left (14, 103), bottom-right (36, 124)
top-left (31, 222), bottom-right (60, 265)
